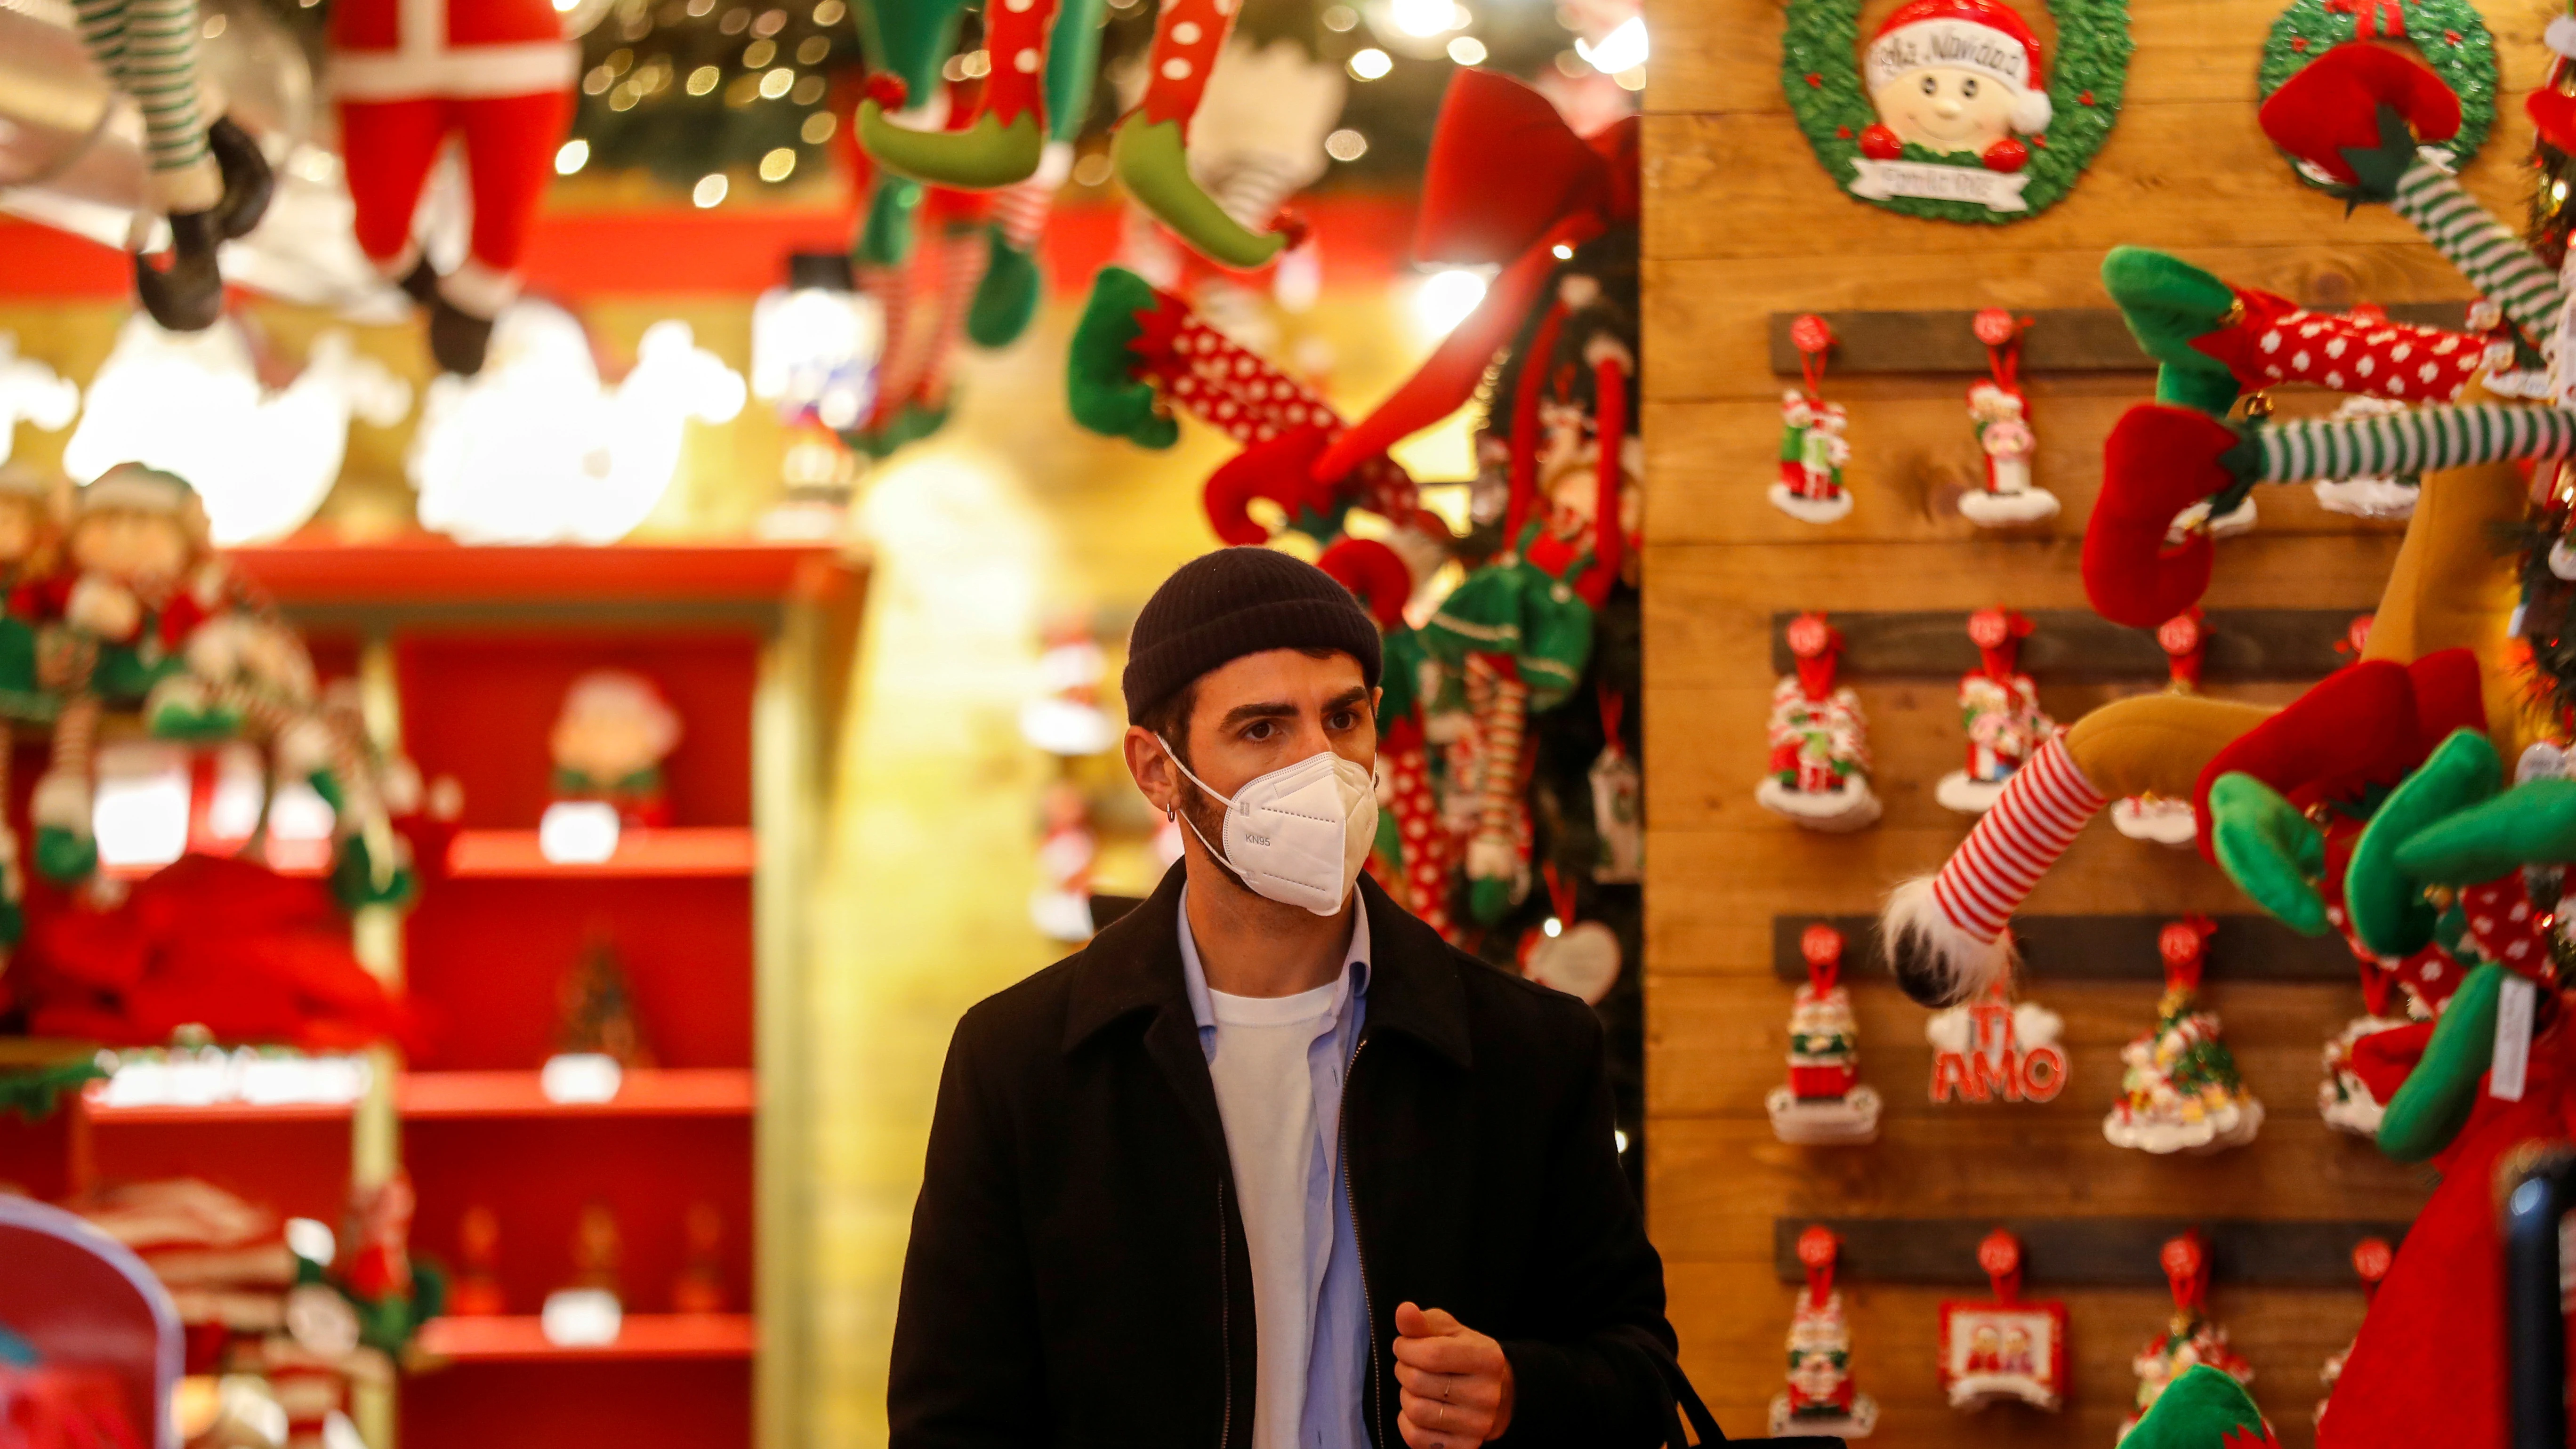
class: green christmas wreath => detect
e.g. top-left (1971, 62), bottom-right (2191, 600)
top-left (1781, 0), bottom-right (2133, 224)
top-left (2257, 0), bottom-right (2496, 187)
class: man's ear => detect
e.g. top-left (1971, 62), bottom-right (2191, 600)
top-left (1124, 725), bottom-right (1179, 817)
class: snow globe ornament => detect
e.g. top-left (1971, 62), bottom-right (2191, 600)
top-left (2120, 1232), bottom-right (2252, 1443)
top-left (2111, 610), bottom-right (2206, 847)
top-left (1769, 925), bottom-right (1883, 1143)
top-left (1771, 1225), bottom-right (1879, 1438)
top-left (2105, 918), bottom-right (2264, 1154)
top-left (1958, 311), bottom-right (2057, 525)
top-left (1937, 607), bottom-right (2054, 814)
top-left (1759, 612), bottom-right (1881, 831)
top-left (1771, 315), bottom-right (1853, 524)
top-left (2312, 395), bottom-right (2421, 519)
top-left (1927, 974), bottom-right (2069, 1105)
top-left (1939, 1229), bottom-right (2068, 1412)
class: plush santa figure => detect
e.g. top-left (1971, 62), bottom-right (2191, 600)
top-left (1858, 0), bottom-right (2055, 173)
top-left (326, 0), bottom-right (579, 376)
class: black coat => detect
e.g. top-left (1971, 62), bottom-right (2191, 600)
top-left (887, 864), bottom-right (1682, 1449)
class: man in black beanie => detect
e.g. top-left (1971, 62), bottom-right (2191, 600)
top-left (888, 546), bottom-right (1683, 1449)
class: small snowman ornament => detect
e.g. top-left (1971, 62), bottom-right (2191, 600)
top-left (1758, 612), bottom-right (1881, 831)
top-left (1957, 310), bottom-right (2058, 526)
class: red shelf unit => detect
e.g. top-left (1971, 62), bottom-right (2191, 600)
top-left (418, 1313), bottom-right (757, 1362)
top-left (224, 540), bottom-right (856, 1449)
top-left (73, 1069), bottom-right (757, 1125)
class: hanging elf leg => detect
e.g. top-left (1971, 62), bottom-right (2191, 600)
top-left (860, 0), bottom-right (1057, 188)
top-left (1108, 0), bottom-right (1297, 270)
top-left (32, 692), bottom-right (101, 885)
top-left (2103, 248), bottom-right (2487, 417)
top-left (968, 0), bottom-right (1106, 347)
top-left (77, 0), bottom-right (270, 330)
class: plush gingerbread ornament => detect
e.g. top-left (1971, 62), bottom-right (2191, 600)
top-left (327, 0), bottom-right (579, 374)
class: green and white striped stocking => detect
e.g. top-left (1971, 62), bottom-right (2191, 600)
top-left (2393, 153), bottom-right (2564, 346)
top-left (2257, 402), bottom-right (2576, 483)
top-left (74, 0), bottom-right (220, 213)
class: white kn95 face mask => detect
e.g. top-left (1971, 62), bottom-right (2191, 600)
top-left (1159, 740), bottom-right (1377, 916)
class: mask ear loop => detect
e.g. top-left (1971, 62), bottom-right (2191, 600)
top-left (1158, 736), bottom-right (1249, 883)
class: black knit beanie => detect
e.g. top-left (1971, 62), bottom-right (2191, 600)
top-left (1122, 547), bottom-right (1384, 719)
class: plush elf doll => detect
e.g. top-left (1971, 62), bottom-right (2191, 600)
top-left (75, 0), bottom-right (273, 331)
top-left (549, 669), bottom-right (682, 828)
top-left (327, 0), bottom-right (580, 374)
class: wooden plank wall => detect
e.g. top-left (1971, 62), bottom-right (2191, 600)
top-left (1637, 1), bottom-right (2553, 1442)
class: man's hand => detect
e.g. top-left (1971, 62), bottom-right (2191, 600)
top-left (1392, 1302), bottom-right (1514, 1448)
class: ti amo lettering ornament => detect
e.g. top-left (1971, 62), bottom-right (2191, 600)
top-left (1939, 1228), bottom-right (2068, 1411)
top-left (1783, 0), bottom-right (2130, 221)
top-left (1958, 311), bottom-right (2058, 525)
top-left (1936, 607), bottom-right (2057, 815)
top-left (1772, 315), bottom-right (1853, 524)
top-left (1759, 612), bottom-right (1882, 832)
top-left (1769, 925), bottom-right (1884, 1143)
top-left (1926, 975), bottom-right (2069, 1104)
top-left (1771, 1226), bottom-right (1880, 1438)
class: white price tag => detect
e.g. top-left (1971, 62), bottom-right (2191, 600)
top-left (2492, 974), bottom-right (2537, 1103)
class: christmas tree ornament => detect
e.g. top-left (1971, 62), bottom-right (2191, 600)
top-left (2312, 395), bottom-right (2423, 519)
top-left (1938, 607), bottom-right (2056, 814)
top-left (1926, 975), bottom-right (2069, 1104)
top-left (549, 670), bottom-right (682, 828)
top-left (2316, 1237), bottom-right (2391, 1425)
top-left (1960, 310), bottom-right (2057, 526)
top-left (329, 0), bottom-right (578, 374)
top-left (2318, 965), bottom-right (2413, 1137)
top-left (1771, 316), bottom-right (1853, 524)
top-left (1767, 924), bottom-right (1884, 1143)
top-left (2258, 0), bottom-right (2497, 188)
top-left (1770, 1226), bottom-right (1880, 1437)
top-left (1758, 611), bottom-right (1881, 831)
top-left (71, 0), bottom-right (273, 330)
top-left (1939, 1228), bottom-right (2068, 1411)
top-left (2124, 1364), bottom-right (2280, 1449)
top-left (2113, 610), bottom-right (2208, 846)
top-left (2105, 918), bottom-right (2265, 1153)
top-left (1519, 866), bottom-right (1621, 1005)
top-left (1589, 686), bottom-right (1643, 883)
top-left (1105, 0), bottom-right (1300, 269)
top-left (2120, 1232), bottom-right (2252, 1442)
top-left (557, 937), bottom-right (655, 1068)
top-left (1784, 0), bottom-right (2130, 220)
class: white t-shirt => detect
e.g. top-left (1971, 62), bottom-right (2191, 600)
top-left (1206, 979), bottom-right (1339, 1449)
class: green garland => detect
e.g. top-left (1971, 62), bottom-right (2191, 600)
top-left (1781, 0), bottom-right (2133, 223)
top-left (2257, 0), bottom-right (2496, 188)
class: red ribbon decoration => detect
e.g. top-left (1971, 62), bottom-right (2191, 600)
top-left (1314, 70), bottom-right (1640, 485)
top-left (2158, 916), bottom-right (2218, 995)
top-left (2325, 0), bottom-right (2407, 38)
top-left (1797, 1225), bottom-right (1840, 1308)
top-left (2162, 1230), bottom-right (2211, 1312)
top-left (1973, 308), bottom-right (2028, 393)
top-left (1802, 923), bottom-right (1844, 995)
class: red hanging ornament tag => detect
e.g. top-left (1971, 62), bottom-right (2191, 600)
top-left (1802, 924), bottom-right (1845, 996)
top-left (1798, 1224), bottom-right (1840, 1307)
top-left (2353, 1236), bottom-right (2392, 1295)
top-left (2157, 609), bottom-right (2208, 692)
top-left (2159, 917), bottom-right (2216, 997)
top-left (1979, 1227), bottom-right (2024, 1305)
top-left (2161, 1231), bottom-right (2210, 1313)
top-left (1791, 313), bottom-right (1835, 396)
top-left (1786, 611), bottom-right (1843, 699)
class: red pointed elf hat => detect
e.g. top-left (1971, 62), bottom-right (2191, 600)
top-left (1311, 70), bottom-right (1639, 486)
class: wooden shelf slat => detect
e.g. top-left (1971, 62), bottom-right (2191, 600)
top-left (1772, 1217), bottom-right (2409, 1288)
top-left (79, 1069), bottom-right (755, 1124)
top-left (417, 1312), bottom-right (756, 1362)
top-left (1771, 609), bottom-right (2362, 682)
top-left (445, 828), bottom-right (758, 879)
top-left (1767, 303), bottom-right (2472, 376)
top-left (1777, 914), bottom-right (2363, 984)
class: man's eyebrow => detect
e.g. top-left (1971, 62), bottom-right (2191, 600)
top-left (1216, 700), bottom-right (1299, 730)
top-left (1324, 686), bottom-right (1373, 716)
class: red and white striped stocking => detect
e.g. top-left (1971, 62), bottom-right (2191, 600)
top-left (1929, 733), bottom-right (2106, 942)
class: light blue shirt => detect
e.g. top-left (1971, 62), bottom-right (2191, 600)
top-left (1178, 888), bottom-right (1373, 1449)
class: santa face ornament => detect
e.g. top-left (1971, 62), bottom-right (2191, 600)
top-left (1854, 0), bottom-right (2058, 209)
